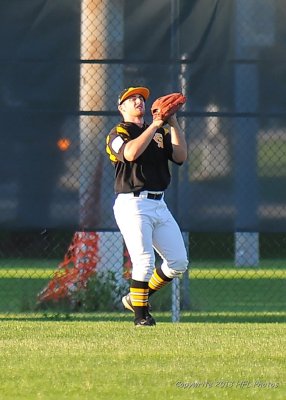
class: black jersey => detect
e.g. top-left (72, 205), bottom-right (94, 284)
top-left (106, 121), bottom-right (179, 193)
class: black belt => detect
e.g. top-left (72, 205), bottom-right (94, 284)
top-left (133, 191), bottom-right (163, 200)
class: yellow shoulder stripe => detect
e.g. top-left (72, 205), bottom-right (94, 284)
top-left (117, 126), bottom-right (130, 136)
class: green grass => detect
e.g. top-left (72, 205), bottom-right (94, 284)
top-left (0, 318), bottom-right (285, 400)
top-left (258, 138), bottom-right (286, 177)
top-left (1, 257), bottom-right (285, 269)
top-left (0, 267), bottom-right (285, 279)
top-left (190, 138), bottom-right (286, 179)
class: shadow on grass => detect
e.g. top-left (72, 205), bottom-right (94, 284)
top-left (0, 312), bottom-right (131, 322)
top-left (179, 313), bottom-right (286, 324)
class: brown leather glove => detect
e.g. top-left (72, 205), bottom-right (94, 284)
top-left (151, 92), bottom-right (186, 122)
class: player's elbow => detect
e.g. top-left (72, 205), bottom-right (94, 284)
top-left (173, 148), bottom-right (188, 163)
top-left (177, 153), bottom-right (188, 163)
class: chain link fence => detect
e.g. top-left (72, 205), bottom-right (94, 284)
top-left (0, 0), bottom-right (285, 321)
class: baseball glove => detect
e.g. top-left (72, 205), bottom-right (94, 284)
top-left (151, 92), bottom-right (186, 122)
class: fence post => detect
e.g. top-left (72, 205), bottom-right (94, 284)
top-left (172, 278), bottom-right (180, 322)
top-left (79, 0), bottom-right (124, 229)
top-left (171, 232), bottom-right (190, 322)
top-left (182, 231), bottom-right (191, 310)
top-left (79, 0), bottom-right (124, 289)
top-left (234, 0), bottom-right (265, 266)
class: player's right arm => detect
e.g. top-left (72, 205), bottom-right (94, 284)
top-left (123, 120), bottom-right (163, 161)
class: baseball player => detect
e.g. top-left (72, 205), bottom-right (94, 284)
top-left (106, 86), bottom-right (189, 326)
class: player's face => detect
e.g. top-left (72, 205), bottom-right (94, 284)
top-left (120, 94), bottom-right (145, 117)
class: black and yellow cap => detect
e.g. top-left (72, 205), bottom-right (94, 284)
top-left (118, 87), bottom-right (150, 105)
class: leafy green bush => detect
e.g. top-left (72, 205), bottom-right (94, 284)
top-left (75, 270), bottom-right (129, 312)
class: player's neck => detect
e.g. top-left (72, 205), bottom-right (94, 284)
top-left (124, 116), bottom-right (144, 128)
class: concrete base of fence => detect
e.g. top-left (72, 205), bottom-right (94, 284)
top-left (235, 232), bottom-right (259, 267)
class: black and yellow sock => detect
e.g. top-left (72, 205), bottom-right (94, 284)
top-left (148, 266), bottom-right (172, 297)
top-left (130, 280), bottom-right (149, 320)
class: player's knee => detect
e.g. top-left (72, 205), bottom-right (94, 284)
top-left (172, 258), bottom-right (189, 276)
top-left (132, 264), bottom-right (154, 282)
top-left (162, 258), bottom-right (189, 279)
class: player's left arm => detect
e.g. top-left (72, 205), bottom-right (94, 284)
top-left (167, 114), bottom-right (188, 163)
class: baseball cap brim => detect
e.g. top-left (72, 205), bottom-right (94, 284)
top-left (118, 87), bottom-right (150, 105)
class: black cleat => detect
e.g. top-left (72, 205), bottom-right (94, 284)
top-left (145, 315), bottom-right (156, 326)
top-left (134, 318), bottom-right (156, 327)
top-left (122, 293), bottom-right (155, 325)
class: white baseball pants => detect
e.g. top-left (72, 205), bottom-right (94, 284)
top-left (113, 192), bottom-right (189, 282)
